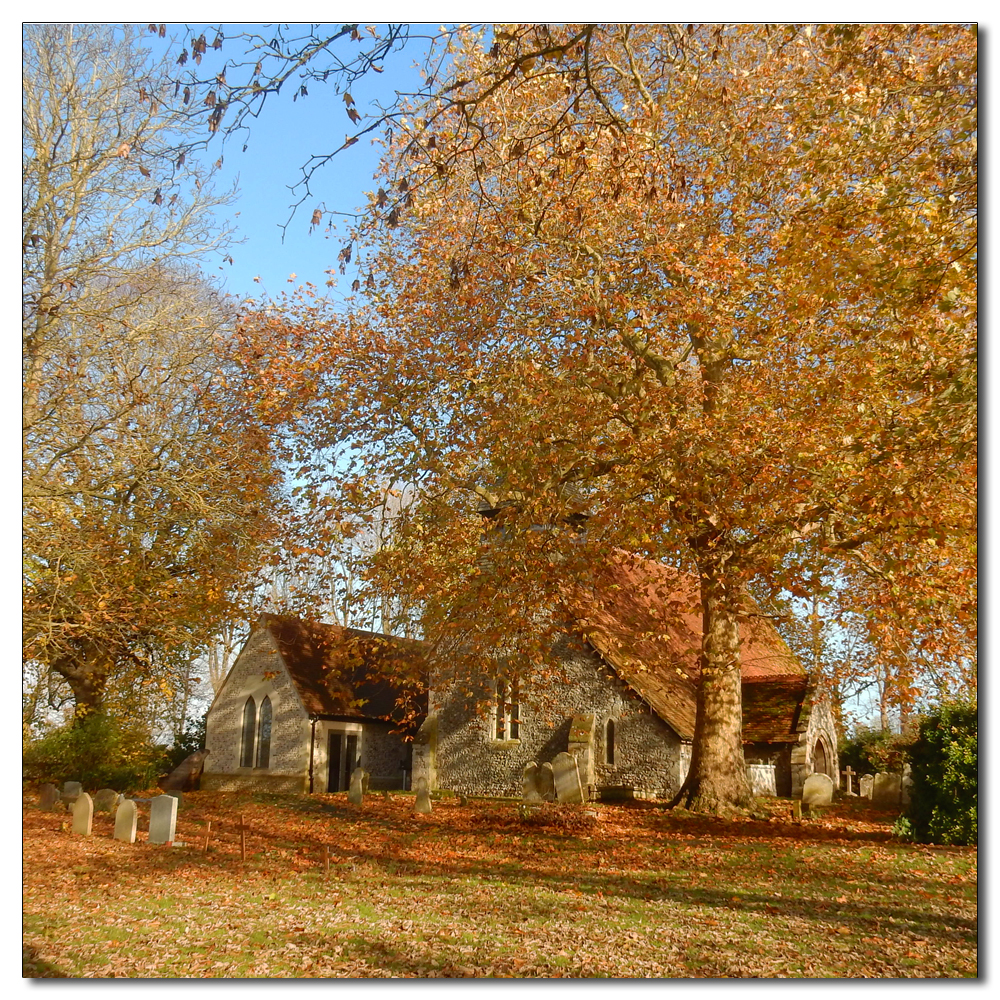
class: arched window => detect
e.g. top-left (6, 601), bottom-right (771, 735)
top-left (495, 678), bottom-right (520, 740)
top-left (240, 697), bottom-right (256, 768)
top-left (606, 719), bottom-right (616, 766)
top-left (813, 738), bottom-right (829, 777)
top-left (256, 696), bottom-right (272, 769)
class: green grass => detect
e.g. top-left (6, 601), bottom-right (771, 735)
top-left (23, 791), bottom-right (977, 978)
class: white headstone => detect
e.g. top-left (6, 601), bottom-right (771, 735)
top-left (348, 767), bottom-right (366, 806)
top-left (553, 752), bottom-right (585, 804)
top-left (149, 794), bottom-right (178, 844)
top-left (414, 776), bottom-right (432, 814)
top-left (802, 772), bottom-right (834, 807)
top-left (72, 793), bottom-right (93, 836)
top-left (522, 763), bottom-right (542, 803)
top-left (901, 765), bottom-right (914, 806)
top-left (113, 800), bottom-right (138, 844)
top-left (165, 790), bottom-right (184, 810)
top-left (38, 783), bottom-right (61, 811)
top-left (859, 773), bottom-right (874, 799)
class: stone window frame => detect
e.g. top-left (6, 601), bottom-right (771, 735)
top-left (237, 680), bottom-right (279, 773)
top-left (240, 697), bottom-right (257, 768)
top-left (255, 695), bottom-right (273, 769)
top-left (494, 676), bottom-right (520, 742)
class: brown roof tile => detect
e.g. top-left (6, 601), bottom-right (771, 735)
top-left (570, 552), bottom-right (807, 742)
top-left (260, 614), bottom-right (426, 727)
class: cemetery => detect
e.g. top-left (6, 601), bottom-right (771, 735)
top-left (23, 763), bottom-right (977, 979)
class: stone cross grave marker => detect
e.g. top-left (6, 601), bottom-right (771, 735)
top-left (72, 793), bottom-right (93, 836)
top-left (93, 788), bottom-right (119, 813)
top-left (859, 774), bottom-right (874, 799)
top-left (414, 776), bottom-right (433, 814)
top-left (901, 765), bottom-right (914, 806)
top-left (348, 767), bottom-right (367, 806)
top-left (841, 767), bottom-right (857, 796)
top-left (537, 762), bottom-right (556, 802)
top-left (553, 752), bottom-right (585, 804)
top-left (62, 781), bottom-right (83, 807)
top-left (149, 793), bottom-right (178, 845)
top-left (114, 800), bottom-right (138, 844)
top-left (522, 762), bottom-right (542, 803)
top-left (802, 773), bottom-right (834, 808)
top-left (872, 772), bottom-right (901, 806)
top-left (38, 783), bottom-right (60, 811)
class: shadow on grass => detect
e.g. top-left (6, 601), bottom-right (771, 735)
top-left (22, 945), bottom-right (68, 978)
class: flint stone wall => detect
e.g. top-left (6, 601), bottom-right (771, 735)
top-left (421, 635), bottom-right (684, 798)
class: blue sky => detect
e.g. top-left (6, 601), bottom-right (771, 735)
top-left (144, 24), bottom-right (432, 303)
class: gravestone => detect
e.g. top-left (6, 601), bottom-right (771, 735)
top-left (745, 763), bottom-right (777, 796)
top-left (113, 800), bottom-right (138, 844)
top-left (414, 776), bottom-right (432, 814)
top-left (537, 762), bottom-right (556, 802)
top-left (149, 793), bottom-right (178, 844)
top-left (872, 772), bottom-right (901, 806)
top-left (38, 783), bottom-right (61, 811)
top-left (160, 750), bottom-right (210, 792)
top-left (165, 790), bottom-right (184, 810)
top-left (901, 765), bottom-right (913, 806)
top-left (552, 752), bottom-right (585, 804)
top-left (522, 763), bottom-right (542, 803)
top-left (859, 773), bottom-right (874, 799)
top-left (93, 788), bottom-right (119, 813)
top-left (801, 773), bottom-right (834, 808)
top-left (72, 793), bottom-right (93, 836)
top-left (841, 766), bottom-right (857, 796)
top-left (348, 767), bottom-right (366, 806)
top-left (62, 781), bottom-right (83, 806)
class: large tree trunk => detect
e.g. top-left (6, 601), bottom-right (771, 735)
top-left (53, 644), bottom-right (111, 722)
top-left (671, 556), bottom-right (754, 814)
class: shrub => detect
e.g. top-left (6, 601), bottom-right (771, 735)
top-left (22, 714), bottom-right (167, 792)
top-left (164, 711), bottom-right (208, 771)
top-left (903, 702), bottom-right (977, 846)
top-left (839, 725), bottom-right (911, 775)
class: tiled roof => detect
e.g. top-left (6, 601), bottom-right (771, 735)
top-left (570, 551), bottom-right (807, 742)
top-left (260, 614), bottom-right (426, 727)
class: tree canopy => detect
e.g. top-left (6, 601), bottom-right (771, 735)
top-left (23, 23), bottom-right (282, 722)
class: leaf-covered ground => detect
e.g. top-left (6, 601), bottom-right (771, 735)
top-left (23, 791), bottom-right (977, 978)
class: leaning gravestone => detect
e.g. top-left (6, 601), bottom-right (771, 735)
top-left (114, 800), bottom-right (138, 844)
top-left (859, 774), bottom-right (874, 799)
top-left (802, 773), bottom-right (834, 808)
top-left (149, 793), bottom-right (178, 845)
top-left (553, 752), bottom-right (585, 804)
top-left (537, 762), bottom-right (556, 802)
top-left (414, 776), bottom-right (433, 814)
top-left (348, 767), bottom-right (366, 806)
top-left (872, 772), bottom-right (901, 806)
top-left (62, 781), bottom-right (83, 807)
top-left (38, 783), bottom-right (61, 811)
top-left (93, 788), bottom-right (119, 813)
top-left (522, 763), bottom-right (542, 803)
top-left (160, 750), bottom-right (210, 792)
top-left (72, 793), bottom-right (94, 836)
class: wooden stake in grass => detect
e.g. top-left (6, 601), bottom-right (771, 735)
top-left (239, 814), bottom-right (247, 862)
top-left (203, 821), bottom-right (212, 853)
top-left (324, 845), bottom-right (330, 878)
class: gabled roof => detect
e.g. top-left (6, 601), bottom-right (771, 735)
top-left (570, 552), bottom-right (807, 743)
top-left (259, 614), bottom-right (426, 728)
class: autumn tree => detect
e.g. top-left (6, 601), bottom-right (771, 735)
top-left (239, 24), bottom-right (976, 813)
top-left (23, 23), bottom-right (282, 722)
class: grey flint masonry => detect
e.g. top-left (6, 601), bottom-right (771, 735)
top-left (205, 552), bottom-right (839, 801)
